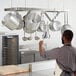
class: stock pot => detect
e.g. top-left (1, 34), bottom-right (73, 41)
top-left (2, 12), bottom-right (23, 30)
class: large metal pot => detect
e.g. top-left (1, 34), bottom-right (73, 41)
top-left (49, 20), bottom-right (61, 31)
top-left (23, 11), bottom-right (41, 33)
top-left (24, 11), bottom-right (41, 23)
top-left (2, 12), bottom-right (23, 30)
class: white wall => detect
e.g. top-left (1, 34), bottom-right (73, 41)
top-left (0, 0), bottom-right (76, 49)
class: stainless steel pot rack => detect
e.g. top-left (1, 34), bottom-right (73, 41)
top-left (3, 7), bottom-right (70, 40)
top-left (4, 7), bottom-right (68, 13)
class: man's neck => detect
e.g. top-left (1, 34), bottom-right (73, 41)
top-left (64, 42), bottom-right (71, 46)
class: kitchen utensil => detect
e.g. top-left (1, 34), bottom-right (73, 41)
top-left (23, 11), bottom-right (41, 33)
top-left (25, 10), bottom-right (41, 23)
top-left (33, 13), bottom-right (41, 23)
top-left (34, 31), bottom-right (40, 40)
top-left (61, 24), bottom-right (71, 33)
top-left (35, 36), bottom-right (40, 40)
top-left (45, 11), bottom-right (61, 31)
top-left (27, 34), bottom-right (32, 40)
top-left (23, 20), bottom-right (39, 33)
top-left (37, 12), bottom-right (45, 32)
top-left (22, 31), bottom-right (28, 41)
top-left (61, 12), bottom-right (71, 33)
top-left (22, 36), bottom-right (28, 41)
top-left (42, 31), bottom-right (50, 39)
top-left (17, 20), bottom-right (24, 30)
top-left (2, 11), bottom-right (23, 30)
top-left (42, 24), bottom-right (50, 39)
top-left (49, 20), bottom-right (61, 31)
top-left (37, 20), bottom-right (45, 32)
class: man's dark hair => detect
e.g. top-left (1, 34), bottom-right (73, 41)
top-left (63, 30), bottom-right (73, 41)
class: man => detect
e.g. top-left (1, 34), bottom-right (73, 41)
top-left (39, 30), bottom-right (76, 76)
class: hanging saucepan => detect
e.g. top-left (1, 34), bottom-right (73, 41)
top-left (23, 20), bottom-right (39, 33)
top-left (23, 11), bottom-right (41, 33)
top-left (2, 11), bottom-right (23, 30)
top-left (61, 24), bottom-right (71, 33)
top-left (32, 13), bottom-right (41, 23)
top-left (44, 11), bottom-right (61, 31)
top-left (49, 20), bottom-right (61, 31)
top-left (25, 10), bottom-right (41, 23)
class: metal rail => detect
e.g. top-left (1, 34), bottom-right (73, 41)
top-left (4, 7), bottom-right (68, 13)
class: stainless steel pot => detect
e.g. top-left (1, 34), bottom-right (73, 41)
top-left (2, 12), bottom-right (23, 30)
top-left (23, 20), bottom-right (39, 33)
top-left (61, 24), bottom-right (71, 33)
top-left (23, 11), bottom-right (41, 33)
top-left (49, 21), bottom-right (61, 31)
top-left (25, 11), bottom-right (41, 23)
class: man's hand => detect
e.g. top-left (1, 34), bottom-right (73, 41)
top-left (39, 40), bottom-right (43, 55)
top-left (39, 40), bottom-right (43, 46)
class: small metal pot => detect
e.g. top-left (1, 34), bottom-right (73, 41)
top-left (61, 24), bottom-right (71, 33)
top-left (49, 21), bottom-right (61, 31)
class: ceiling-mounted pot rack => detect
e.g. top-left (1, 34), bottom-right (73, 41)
top-left (4, 7), bottom-right (68, 12)
top-left (2, 7), bottom-right (70, 40)
top-left (4, 7), bottom-right (68, 27)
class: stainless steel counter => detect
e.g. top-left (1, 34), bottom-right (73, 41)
top-left (19, 49), bottom-right (46, 64)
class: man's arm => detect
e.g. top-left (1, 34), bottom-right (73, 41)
top-left (39, 40), bottom-right (44, 55)
top-left (39, 40), bottom-right (60, 59)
